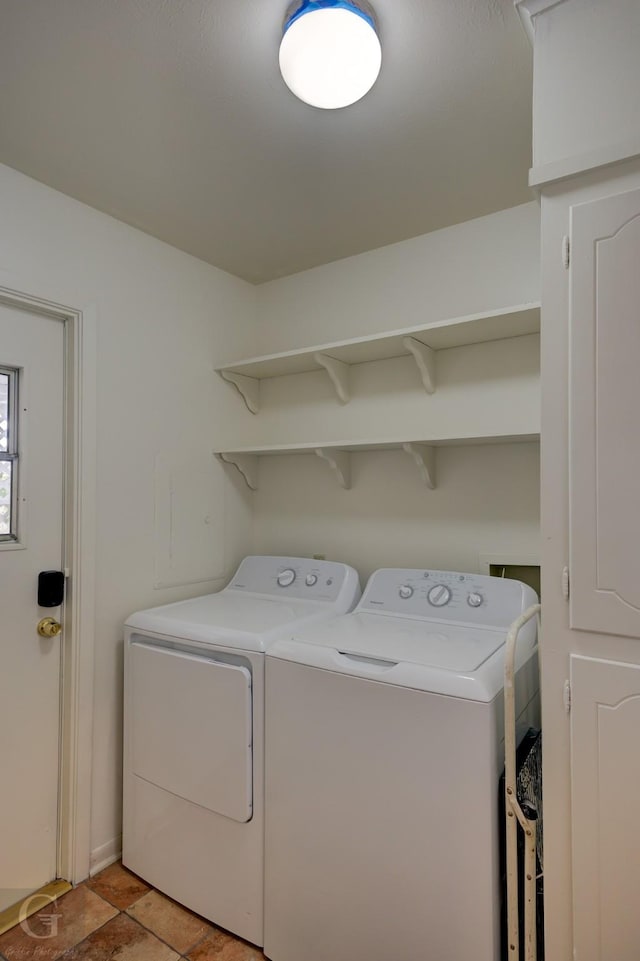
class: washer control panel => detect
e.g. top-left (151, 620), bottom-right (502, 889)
top-left (360, 568), bottom-right (536, 629)
top-left (229, 556), bottom-right (359, 603)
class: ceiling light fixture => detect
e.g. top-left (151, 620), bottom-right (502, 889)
top-left (279, 0), bottom-right (382, 110)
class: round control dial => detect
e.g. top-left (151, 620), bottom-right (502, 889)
top-left (427, 584), bottom-right (452, 607)
top-left (305, 573), bottom-right (318, 587)
top-left (398, 585), bottom-right (413, 599)
top-left (277, 568), bottom-right (296, 588)
top-left (467, 592), bottom-right (483, 608)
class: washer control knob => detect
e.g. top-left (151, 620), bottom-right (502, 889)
top-left (277, 569), bottom-right (296, 588)
top-left (427, 584), bottom-right (452, 607)
top-left (467, 592), bottom-right (483, 608)
top-left (305, 573), bottom-right (318, 587)
top-left (399, 585), bottom-right (413, 599)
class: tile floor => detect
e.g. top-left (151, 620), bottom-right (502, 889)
top-left (0, 862), bottom-right (266, 961)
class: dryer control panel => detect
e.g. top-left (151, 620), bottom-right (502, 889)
top-left (359, 568), bottom-right (537, 630)
top-left (228, 556), bottom-right (360, 605)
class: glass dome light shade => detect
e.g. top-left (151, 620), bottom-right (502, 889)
top-left (279, 2), bottom-right (382, 110)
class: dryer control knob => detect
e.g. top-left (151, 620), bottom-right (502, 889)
top-left (277, 568), bottom-right (296, 587)
top-left (305, 573), bottom-right (318, 586)
top-left (399, 585), bottom-right (413, 599)
top-left (467, 592), bottom-right (483, 608)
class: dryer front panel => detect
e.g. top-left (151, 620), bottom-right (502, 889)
top-left (129, 640), bottom-right (253, 822)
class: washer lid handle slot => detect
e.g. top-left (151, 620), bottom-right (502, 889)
top-left (337, 650), bottom-right (398, 669)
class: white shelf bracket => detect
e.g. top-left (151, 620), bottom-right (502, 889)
top-left (315, 447), bottom-right (351, 489)
top-left (403, 337), bottom-right (436, 394)
top-left (402, 443), bottom-right (436, 489)
top-left (216, 452), bottom-right (258, 491)
top-left (218, 371), bottom-right (260, 414)
top-left (314, 353), bottom-right (350, 404)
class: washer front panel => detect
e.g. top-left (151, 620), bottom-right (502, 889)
top-left (264, 657), bottom-right (500, 961)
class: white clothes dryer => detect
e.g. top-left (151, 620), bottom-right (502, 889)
top-left (122, 555), bottom-right (360, 947)
top-left (264, 568), bottom-right (539, 961)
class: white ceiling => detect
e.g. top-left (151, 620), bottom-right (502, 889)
top-left (0, 0), bottom-right (533, 284)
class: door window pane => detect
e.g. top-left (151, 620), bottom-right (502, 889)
top-left (0, 461), bottom-right (11, 535)
top-left (0, 368), bottom-right (18, 540)
top-left (0, 372), bottom-right (8, 452)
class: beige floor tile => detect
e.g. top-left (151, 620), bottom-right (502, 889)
top-left (0, 886), bottom-right (118, 961)
top-left (85, 862), bottom-right (150, 910)
top-left (58, 913), bottom-right (179, 961)
top-left (126, 890), bottom-right (211, 954)
top-left (187, 930), bottom-right (265, 961)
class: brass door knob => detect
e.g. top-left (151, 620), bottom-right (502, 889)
top-left (38, 617), bottom-right (62, 638)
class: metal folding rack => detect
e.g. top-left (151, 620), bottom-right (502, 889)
top-left (504, 603), bottom-right (542, 961)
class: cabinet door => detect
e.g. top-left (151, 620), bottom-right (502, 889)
top-left (571, 655), bottom-right (640, 961)
top-left (570, 186), bottom-right (640, 637)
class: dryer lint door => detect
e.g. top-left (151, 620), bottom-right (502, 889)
top-left (129, 641), bottom-right (252, 822)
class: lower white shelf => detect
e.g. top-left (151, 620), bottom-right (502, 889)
top-left (214, 433), bottom-right (539, 491)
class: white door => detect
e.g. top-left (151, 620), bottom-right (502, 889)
top-left (0, 303), bottom-right (65, 912)
top-left (571, 655), bottom-right (640, 961)
top-left (569, 186), bottom-right (640, 637)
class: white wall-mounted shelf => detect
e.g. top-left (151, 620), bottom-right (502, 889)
top-left (215, 431), bottom-right (539, 492)
top-left (216, 303), bottom-right (540, 412)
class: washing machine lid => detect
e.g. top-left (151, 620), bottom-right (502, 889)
top-left (125, 592), bottom-right (337, 652)
top-left (313, 613), bottom-right (505, 671)
top-left (268, 612), bottom-right (533, 702)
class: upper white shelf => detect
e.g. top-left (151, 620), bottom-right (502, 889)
top-left (216, 303), bottom-right (540, 412)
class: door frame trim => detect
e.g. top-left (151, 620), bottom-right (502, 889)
top-left (0, 285), bottom-right (96, 885)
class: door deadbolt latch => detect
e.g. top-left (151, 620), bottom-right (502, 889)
top-left (38, 617), bottom-right (62, 638)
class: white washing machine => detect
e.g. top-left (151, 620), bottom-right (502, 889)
top-left (122, 555), bottom-right (360, 947)
top-left (264, 568), bottom-right (539, 961)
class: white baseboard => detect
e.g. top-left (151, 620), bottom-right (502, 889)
top-left (89, 835), bottom-right (122, 876)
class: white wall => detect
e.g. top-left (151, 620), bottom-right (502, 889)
top-left (250, 202), bottom-right (541, 581)
top-left (256, 201), bottom-right (540, 352)
top-left (253, 442), bottom-right (540, 584)
top-left (0, 163), bottom-right (257, 869)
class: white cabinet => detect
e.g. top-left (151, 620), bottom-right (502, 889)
top-left (520, 3), bottom-right (640, 958)
top-left (569, 187), bottom-right (640, 638)
top-left (571, 655), bottom-right (640, 961)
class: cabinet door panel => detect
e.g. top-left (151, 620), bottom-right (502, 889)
top-left (570, 187), bottom-right (640, 636)
top-left (571, 655), bottom-right (640, 961)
